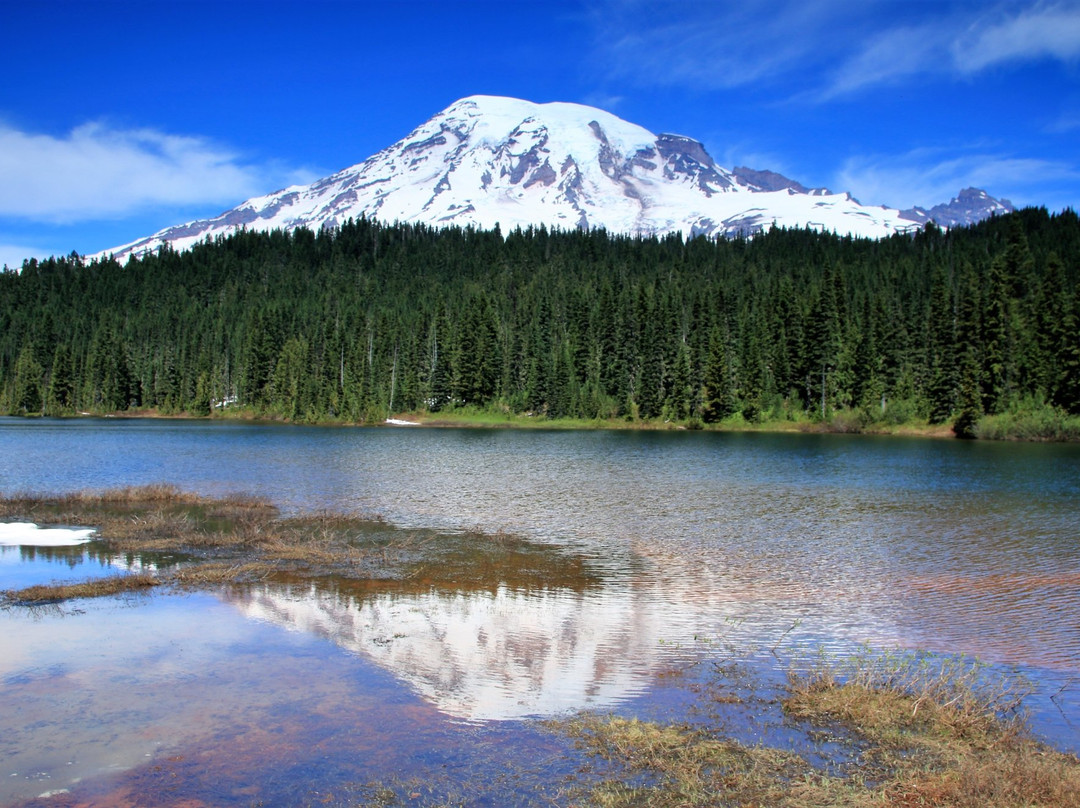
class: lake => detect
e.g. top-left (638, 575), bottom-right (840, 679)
top-left (1, 417), bottom-right (1078, 804)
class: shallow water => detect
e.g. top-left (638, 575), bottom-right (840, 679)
top-left (1, 418), bottom-right (1078, 803)
top-left (1, 590), bottom-right (590, 805)
top-left (0, 543), bottom-right (168, 591)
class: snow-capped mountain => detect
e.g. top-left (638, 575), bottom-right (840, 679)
top-left (900, 187), bottom-right (1014, 228)
top-left (96, 96), bottom-right (1013, 260)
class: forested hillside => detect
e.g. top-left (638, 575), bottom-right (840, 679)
top-left (2, 208), bottom-right (1078, 437)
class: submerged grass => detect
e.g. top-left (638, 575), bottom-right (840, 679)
top-left (549, 650), bottom-right (1080, 808)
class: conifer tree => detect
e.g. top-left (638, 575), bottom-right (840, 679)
top-left (12, 343), bottom-right (43, 414)
top-left (665, 341), bottom-right (692, 421)
top-left (982, 255), bottom-right (1012, 413)
top-left (926, 265), bottom-right (956, 423)
top-left (46, 343), bottom-right (74, 415)
top-left (701, 327), bottom-right (734, 423)
top-left (953, 260), bottom-right (984, 437)
top-left (0, 209), bottom-right (1075, 432)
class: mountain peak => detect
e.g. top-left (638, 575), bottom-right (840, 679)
top-left (732, 166), bottom-right (826, 196)
top-left (900, 186), bottom-right (1015, 228)
top-left (93, 96), bottom-right (1015, 260)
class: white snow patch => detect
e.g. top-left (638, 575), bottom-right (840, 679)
top-left (0, 523), bottom-right (96, 547)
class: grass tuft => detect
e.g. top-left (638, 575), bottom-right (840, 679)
top-left (560, 714), bottom-right (804, 807)
top-left (785, 649), bottom-right (1032, 746)
top-left (3, 572), bottom-right (159, 604)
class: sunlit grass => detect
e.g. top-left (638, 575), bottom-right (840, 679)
top-left (3, 571), bottom-right (159, 604)
top-left (548, 650), bottom-right (1080, 808)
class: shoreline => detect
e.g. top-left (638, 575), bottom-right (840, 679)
top-left (3, 407), bottom-right (1003, 441)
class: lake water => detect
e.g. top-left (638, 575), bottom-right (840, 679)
top-left (1, 417), bottom-right (1078, 804)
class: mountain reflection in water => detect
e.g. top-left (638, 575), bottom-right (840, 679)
top-left (229, 582), bottom-right (658, 721)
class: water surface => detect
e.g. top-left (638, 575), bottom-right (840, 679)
top-left (1, 418), bottom-right (1077, 803)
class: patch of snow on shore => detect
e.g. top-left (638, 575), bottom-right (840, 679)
top-left (0, 523), bottom-right (96, 547)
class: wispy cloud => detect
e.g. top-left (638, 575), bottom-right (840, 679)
top-left (712, 140), bottom-right (801, 180)
top-left (821, 23), bottom-right (953, 98)
top-left (592, 0), bottom-right (853, 91)
top-left (1047, 109), bottom-right (1080, 133)
top-left (580, 92), bottom-right (626, 112)
top-left (591, 1), bottom-right (1080, 98)
top-left (0, 121), bottom-right (318, 224)
top-left (953, 2), bottom-right (1080, 73)
top-left (825, 2), bottom-right (1080, 97)
top-left (834, 147), bottom-right (1078, 209)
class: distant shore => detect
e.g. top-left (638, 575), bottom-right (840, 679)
top-left (14, 404), bottom-right (1079, 441)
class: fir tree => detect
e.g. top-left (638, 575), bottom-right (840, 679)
top-left (12, 343), bottom-right (43, 414)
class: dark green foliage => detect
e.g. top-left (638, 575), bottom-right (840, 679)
top-left (46, 343), bottom-right (75, 415)
top-left (701, 327), bottom-right (735, 423)
top-left (0, 210), bottom-right (1077, 436)
top-left (925, 265), bottom-right (956, 423)
top-left (12, 344), bottom-right (43, 414)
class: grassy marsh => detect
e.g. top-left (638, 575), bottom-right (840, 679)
top-left (549, 651), bottom-right (1080, 808)
top-left (0, 485), bottom-right (598, 605)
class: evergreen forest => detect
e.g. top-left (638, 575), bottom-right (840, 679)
top-left (2, 207), bottom-right (1078, 438)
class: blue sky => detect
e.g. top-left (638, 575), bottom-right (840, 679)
top-left (2, 0), bottom-right (1079, 268)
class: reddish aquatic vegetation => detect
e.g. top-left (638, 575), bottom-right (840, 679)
top-left (906, 570), bottom-right (1080, 594)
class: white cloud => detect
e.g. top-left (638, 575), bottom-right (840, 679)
top-left (822, 24), bottom-right (951, 98)
top-left (834, 147), bottom-right (1077, 209)
top-left (713, 141), bottom-right (798, 177)
top-left (824, 1), bottom-right (1080, 97)
top-left (0, 121), bottom-right (318, 224)
top-left (580, 92), bottom-right (626, 112)
top-left (1047, 110), bottom-right (1080, 132)
top-left (953, 2), bottom-right (1080, 73)
top-left (592, 1), bottom-right (1080, 98)
top-left (592, 0), bottom-right (854, 91)
top-left (0, 242), bottom-right (54, 270)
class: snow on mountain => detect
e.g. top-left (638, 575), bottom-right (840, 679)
top-left (900, 187), bottom-right (1015, 228)
top-left (94, 96), bottom-right (1013, 260)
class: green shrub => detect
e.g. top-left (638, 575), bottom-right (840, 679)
top-left (976, 398), bottom-right (1080, 441)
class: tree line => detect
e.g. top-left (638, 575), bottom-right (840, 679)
top-left (1, 208), bottom-right (1077, 436)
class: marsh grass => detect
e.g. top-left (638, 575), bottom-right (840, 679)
top-left (784, 649), bottom-right (1033, 746)
top-left (783, 650), bottom-right (1080, 808)
top-left (0, 484), bottom-right (277, 550)
top-left (559, 715), bottom-right (807, 807)
top-left (0, 486), bottom-right (596, 603)
top-left (3, 571), bottom-right (159, 604)
top-left (550, 650), bottom-right (1080, 808)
